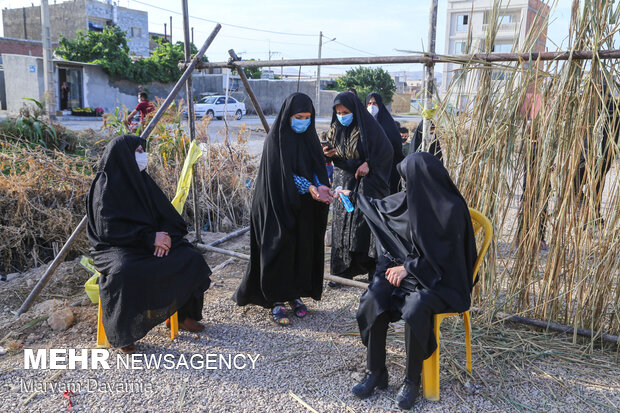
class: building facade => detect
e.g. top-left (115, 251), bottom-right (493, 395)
top-left (2, 0), bottom-right (148, 57)
top-left (442, 0), bottom-right (549, 109)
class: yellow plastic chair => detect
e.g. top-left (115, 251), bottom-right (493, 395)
top-left (421, 208), bottom-right (493, 401)
top-left (92, 140), bottom-right (203, 348)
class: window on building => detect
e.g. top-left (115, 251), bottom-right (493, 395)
top-left (456, 15), bottom-right (469, 32)
top-left (454, 41), bottom-right (467, 54)
top-left (130, 27), bottom-right (142, 38)
top-left (88, 19), bottom-right (111, 32)
top-left (492, 43), bottom-right (513, 53)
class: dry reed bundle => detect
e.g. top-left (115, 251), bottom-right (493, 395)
top-left (0, 143), bottom-right (95, 273)
top-left (436, 0), bottom-right (619, 338)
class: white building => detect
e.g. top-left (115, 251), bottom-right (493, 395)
top-left (442, 0), bottom-right (549, 110)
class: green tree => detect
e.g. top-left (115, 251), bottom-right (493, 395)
top-left (335, 66), bottom-right (396, 103)
top-left (56, 27), bottom-right (205, 84)
top-left (56, 26), bottom-right (132, 79)
top-left (232, 59), bottom-right (262, 79)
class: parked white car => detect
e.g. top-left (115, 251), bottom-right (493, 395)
top-left (190, 95), bottom-right (246, 120)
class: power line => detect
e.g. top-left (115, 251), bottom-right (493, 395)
top-left (130, 0), bottom-right (317, 37)
top-left (330, 39), bottom-right (378, 56)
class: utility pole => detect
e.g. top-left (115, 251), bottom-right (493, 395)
top-left (164, 23), bottom-right (167, 42)
top-left (422, 0), bottom-right (438, 151)
top-left (170, 16), bottom-right (173, 43)
top-left (40, 0), bottom-right (55, 119)
top-left (191, 27), bottom-right (194, 45)
top-left (316, 31), bottom-right (322, 115)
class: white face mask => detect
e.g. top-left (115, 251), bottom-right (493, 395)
top-left (135, 152), bottom-right (148, 171)
top-left (367, 104), bottom-right (379, 117)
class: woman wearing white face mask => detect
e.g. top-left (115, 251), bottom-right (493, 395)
top-left (86, 135), bottom-right (212, 353)
top-left (322, 91), bottom-right (393, 284)
top-left (366, 92), bottom-right (405, 194)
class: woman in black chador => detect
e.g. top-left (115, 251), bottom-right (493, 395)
top-left (86, 135), bottom-right (211, 353)
top-left (366, 92), bottom-right (404, 194)
top-left (323, 91), bottom-right (393, 282)
top-left (339, 153), bottom-right (477, 410)
top-left (234, 93), bottom-right (332, 326)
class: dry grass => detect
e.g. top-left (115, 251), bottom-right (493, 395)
top-left (434, 0), bottom-right (620, 338)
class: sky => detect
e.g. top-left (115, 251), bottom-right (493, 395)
top-left (0, 0), bottom-right (574, 76)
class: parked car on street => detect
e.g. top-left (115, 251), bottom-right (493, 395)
top-left (184, 95), bottom-right (246, 120)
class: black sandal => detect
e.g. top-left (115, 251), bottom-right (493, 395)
top-left (289, 299), bottom-right (308, 318)
top-left (271, 303), bottom-right (290, 326)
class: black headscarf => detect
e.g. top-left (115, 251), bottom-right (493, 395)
top-left (411, 121), bottom-right (443, 162)
top-left (86, 135), bottom-right (187, 251)
top-left (253, 92), bottom-right (329, 231)
top-left (358, 152), bottom-right (477, 312)
top-left (234, 93), bottom-right (329, 307)
top-left (331, 91), bottom-right (393, 197)
top-left (366, 91), bottom-right (404, 166)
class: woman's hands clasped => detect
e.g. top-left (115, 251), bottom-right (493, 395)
top-left (154, 231), bottom-right (172, 257)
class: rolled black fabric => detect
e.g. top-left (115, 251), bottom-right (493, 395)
top-left (356, 152), bottom-right (477, 359)
top-left (234, 93), bottom-right (329, 307)
top-left (366, 92), bottom-right (405, 193)
top-left (328, 91), bottom-right (394, 278)
top-left (86, 135), bottom-right (211, 347)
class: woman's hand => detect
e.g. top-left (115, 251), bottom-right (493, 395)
top-left (309, 185), bottom-right (333, 204)
top-left (335, 188), bottom-right (351, 197)
top-left (154, 231), bottom-right (171, 257)
top-left (386, 266), bottom-right (408, 287)
top-left (355, 162), bottom-right (370, 179)
top-left (323, 146), bottom-right (337, 158)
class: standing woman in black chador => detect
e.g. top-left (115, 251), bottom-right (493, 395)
top-left (323, 91), bottom-right (393, 283)
top-left (86, 135), bottom-right (211, 353)
top-left (234, 93), bottom-right (332, 326)
top-left (338, 153), bottom-right (477, 410)
top-left (366, 92), bottom-right (405, 194)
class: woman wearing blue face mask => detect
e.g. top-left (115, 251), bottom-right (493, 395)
top-left (323, 91), bottom-right (393, 284)
top-left (234, 93), bottom-right (333, 326)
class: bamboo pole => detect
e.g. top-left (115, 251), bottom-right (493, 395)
top-left (15, 25), bottom-right (223, 317)
top-left (228, 49), bottom-right (270, 133)
top-left (185, 49), bottom-right (620, 70)
top-left (181, 0), bottom-right (201, 243)
top-left (422, 0), bottom-right (438, 152)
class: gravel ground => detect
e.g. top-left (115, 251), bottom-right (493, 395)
top-left (0, 232), bottom-right (619, 412)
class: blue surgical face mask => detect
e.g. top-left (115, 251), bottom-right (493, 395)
top-left (337, 113), bottom-right (353, 127)
top-left (291, 117), bottom-right (311, 133)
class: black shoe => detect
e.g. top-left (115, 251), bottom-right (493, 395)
top-left (328, 281), bottom-right (341, 288)
top-left (396, 378), bottom-right (419, 410)
top-left (352, 369), bottom-right (388, 398)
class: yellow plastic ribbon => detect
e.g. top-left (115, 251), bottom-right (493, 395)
top-left (171, 140), bottom-right (203, 214)
top-left (421, 104), bottom-right (439, 120)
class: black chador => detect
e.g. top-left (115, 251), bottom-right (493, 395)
top-left (86, 135), bottom-right (211, 348)
top-left (234, 93), bottom-right (330, 309)
top-left (366, 92), bottom-right (405, 194)
top-left (352, 152), bottom-right (477, 409)
top-left (325, 91), bottom-right (394, 280)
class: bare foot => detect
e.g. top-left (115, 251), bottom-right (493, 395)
top-left (179, 317), bottom-right (205, 332)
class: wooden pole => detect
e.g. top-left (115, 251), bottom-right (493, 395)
top-left (181, 0), bottom-right (201, 243)
top-left (228, 49), bottom-right (270, 133)
top-left (422, 0), bottom-right (438, 151)
top-left (187, 49), bottom-right (620, 70)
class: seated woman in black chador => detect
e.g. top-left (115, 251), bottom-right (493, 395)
top-left (233, 93), bottom-right (332, 326)
top-left (86, 135), bottom-right (211, 353)
top-left (338, 152), bottom-right (477, 410)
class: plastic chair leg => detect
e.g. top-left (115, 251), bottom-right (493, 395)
top-left (169, 312), bottom-right (179, 340)
top-left (422, 315), bottom-right (442, 401)
top-left (96, 300), bottom-right (110, 349)
top-left (464, 311), bottom-right (472, 373)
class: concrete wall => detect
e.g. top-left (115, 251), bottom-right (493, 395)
top-left (391, 93), bottom-right (412, 114)
top-left (2, 1), bottom-right (87, 43)
top-left (2, 54), bottom-right (44, 113)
